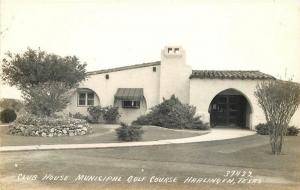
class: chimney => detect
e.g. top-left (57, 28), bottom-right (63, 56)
top-left (159, 46), bottom-right (191, 104)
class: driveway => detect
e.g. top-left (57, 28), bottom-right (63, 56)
top-left (0, 128), bottom-right (255, 152)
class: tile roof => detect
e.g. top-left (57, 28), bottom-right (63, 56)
top-left (86, 61), bottom-right (275, 80)
top-left (190, 70), bottom-right (275, 80)
top-left (87, 61), bottom-right (160, 75)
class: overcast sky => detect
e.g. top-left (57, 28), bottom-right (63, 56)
top-left (1, 0), bottom-right (300, 99)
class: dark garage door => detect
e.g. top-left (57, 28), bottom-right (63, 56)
top-left (210, 95), bottom-right (247, 127)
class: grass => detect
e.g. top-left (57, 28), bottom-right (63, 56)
top-left (0, 134), bottom-right (299, 190)
top-left (0, 124), bottom-right (206, 146)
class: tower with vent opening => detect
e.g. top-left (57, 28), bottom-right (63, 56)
top-left (159, 46), bottom-right (192, 104)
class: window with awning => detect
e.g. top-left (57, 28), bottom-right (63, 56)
top-left (114, 88), bottom-right (144, 109)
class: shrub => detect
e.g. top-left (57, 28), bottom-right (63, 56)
top-left (133, 95), bottom-right (209, 130)
top-left (87, 106), bottom-right (103, 123)
top-left (132, 115), bottom-right (152, 125)
top-left (255, 123), bottom-right (299, 136)
top-left (9, 113), bottom-right (92, 137)
top-left (255, 123), bottom-right (270, 135)
top-left (191, 120), bottom-right (211, 130)
top-left (103, 106), bottom-right (120, 124)
top-left (115, 123), bottom-right (144, 141)
top-left (87, 105), bottom-right (120, 124)
top-left (69, 112), bottom-right (88, 120)
top-left (287, 126), bottom-right (300, 136)
top-left (0, 109), bottom-right (17, 123)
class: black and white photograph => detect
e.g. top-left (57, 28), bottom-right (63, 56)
top-left (0, 0), bottom-right (300, 189)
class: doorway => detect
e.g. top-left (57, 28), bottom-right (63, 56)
top-left (209, 89), bottom-right (251, 128)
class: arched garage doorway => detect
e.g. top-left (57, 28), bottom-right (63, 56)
top-left (208, 89), bottom-right (252, 129)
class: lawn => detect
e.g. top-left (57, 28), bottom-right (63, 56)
top-left (0, 124), bottom-right (207, 146)
top-left (0, 134), bottom-right (299, 190)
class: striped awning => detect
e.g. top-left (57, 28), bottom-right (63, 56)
top-left (114, 88), bottom-right (144, 101)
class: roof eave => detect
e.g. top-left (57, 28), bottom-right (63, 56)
top-left (87, 61), bottom-right (160, 76)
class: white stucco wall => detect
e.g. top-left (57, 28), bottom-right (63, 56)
top-left (63, 89), bottom-right (100, 115)
top-left (290, 107), bottom-right (300, 128)
top-left (189, 79), bottom-right (269, 130)
top-left (64, 65), bottom-right (160, 122)
top-left (114, 98), bottom-right (147, 124)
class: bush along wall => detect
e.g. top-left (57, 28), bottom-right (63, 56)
top-left (133, 95), bottom-right (209, 130)
top-left (255, 123), bottom-right (299, 136)
top-left (87, 106), bottom-right (120, 124)
top-left (69, 112), bottom-right (88, 121)
top-left (0, 109), bottom-right (17, 123)
top-left (103, 106), bottom-right (120, 124)
top-left (9, 113), bottom-right (92, 137)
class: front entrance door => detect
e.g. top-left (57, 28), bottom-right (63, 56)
top-left (210, 95), bottom-right (246, 127)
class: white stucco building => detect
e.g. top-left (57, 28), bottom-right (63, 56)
top-left (64, 46), bottom-right (300, 130)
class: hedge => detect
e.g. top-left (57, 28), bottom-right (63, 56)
top-left (255, 123), bottom-right (299, 136)
top-left (0, 109), bottom-right (17, 123)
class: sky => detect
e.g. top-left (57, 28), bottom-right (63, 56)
top-left (0, 0), bottom-right (300, 99)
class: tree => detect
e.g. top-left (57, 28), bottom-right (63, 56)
top-left (1, 48), bottom-right (86, 89)
top-left (1, 48), bottom-right (87, 116)
top-left (255, 80), bottom-right (300, 155)
top-left (22, 82), bottom-right (74, 116)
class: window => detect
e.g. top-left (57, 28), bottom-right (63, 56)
top-left (153, 67), bottom-right (156, 72)
top-left (87, 93), bottom-right (94, 105)
top-left (122, 100), bottom-right (140, 109)
top-left (105, 74), bottom-right (109, 79)
top-left (167, 48), bottom-right (173, 53)
top-left (78, 93), bottom-right (86, 106)
top-left (174, 48), bottom-right (180, 53)
top-left (78, 91), bottom-right (95, 106)
top-left (217, 96), bottom-right (227, 103)
top-left (229, 96), bottom-right (239, 103)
